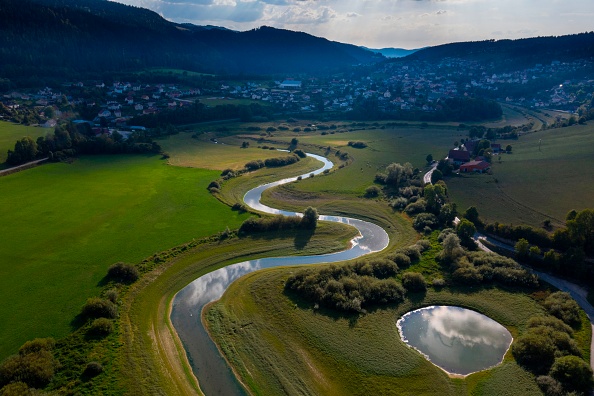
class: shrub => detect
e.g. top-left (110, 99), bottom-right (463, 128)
top-left (300, 207), bottom-right (318, 230)
top-left (452, 266), bottom-right (483, 285)
top-left (404, 199), bottom-right (427, 216)
top-left (512, 333), bottom-right (556, 373)
top-left (207, 181), bottom-right (220, 190)
top-left (399, 245), bottom-right (422, 262)
top-left (81, 298), bottom-right (117, 319)
top-left (543, 292), bottom-right (581, 326)
top-left (347, 141), bottom-right (368, 149)
top-left (104, 289), bottom-right (118, 303)
top-left (0, 350), bottom-right (56, 389)
top-left (549, 356), bottom-right (593, 394)
top-left (391, 253), bottom-right (411, 268)
top-left (18, 338), bottom-right (54, 356)
top-left (527, 316), bottom-right (573, 335)
top-left (364, 185), bottom-right (381, 198)
top-left (83, 361), bottom-right (103, 378)
top-left (231, 203), bottom-right (248, 212)
top-left (432, 278), bottom-right (446, 288)
top-left (0, 382), bottom-right (35, 395)
top-left (402, 272), bottom-right (427, 292)
top-left (413, 213), bottom-right (438, 231)
top-left (535, 376), bottom-right (564, 396)
top-left (88, 318), bottom-right (113, 337)
top-left (293, 149), bottom-right (306, 158)
top-left (390, 197), bottom-right (408, 211)
top-left (107, 262), bottom-right (139, 284)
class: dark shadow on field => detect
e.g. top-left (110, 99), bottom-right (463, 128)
top-left (238, 228), bottom-right (316, 251)
top-left (293, 229), bottom-right (315, 250)
top-left (283, 288), bottom-right (363, 328)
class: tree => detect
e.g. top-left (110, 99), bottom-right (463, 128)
top-left (549, 355), bottom-right (593, 394)
top-left (439, 203), bottom-right (457, 227)
top-left (440, 234), bottom-right (463, 262)
top-left (566, 208), bottom-right (594, 255)
top-left (463, 206), bottom-right (480, 226)
top-left (515, 238), bottom-right (530, 260)
top-left (424, 183), bottom-right (446, 214)
top-left (457, 219), bottom-right (477, 248)
top-left (425, 154), bottom-right (433, 164)
top-left (430, 169), bottom-right (443, 184)
top-left (512, 333), bottom-right (556, 373)
top-left (402, 272), bottom-right (427, 292)
top-left (6, 136), bottom-right (38, 165)
top-left (506, 144), bottom-right (512, 153)
top-left (301, 207), bottom-right (318, 229)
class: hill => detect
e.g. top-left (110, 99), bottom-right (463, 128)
top-left (364, 47), bottom-right (421, 58)
top-left (0, 0), bottom-right (383, 86)
top-left (405, 33), bottom-right (594, 69)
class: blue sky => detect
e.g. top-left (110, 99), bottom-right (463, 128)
top-left (111, 0), bottom-right (594, 49)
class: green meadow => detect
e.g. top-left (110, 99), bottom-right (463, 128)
top-left (206, 266), bottom-right (591, 395)
top-left (0, 154), bottom-right (251, 359)
top-left (447, 123), bottom-right (594, 227)
top-left (0, 121), bottom-right (48, 166)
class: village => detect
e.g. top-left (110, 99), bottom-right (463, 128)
top-left (0, 57), bottom-right (592, 134)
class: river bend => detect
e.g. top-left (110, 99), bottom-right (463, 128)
top-left (170, 153), bottom-right (390, 395)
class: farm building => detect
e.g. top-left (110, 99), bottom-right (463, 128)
top-left (448, 149), bottom-right (470, 164)
top-left (460, 160), bottom-right (490, 173)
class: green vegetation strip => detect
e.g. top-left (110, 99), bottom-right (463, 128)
top-left (0, 121), bottom-right (47, 166)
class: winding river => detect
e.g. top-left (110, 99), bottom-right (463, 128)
top-left (170, 153), bottom-right (390, 395)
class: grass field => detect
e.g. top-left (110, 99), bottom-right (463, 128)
top-left (205, 266), bottom-right (577, 395)
top-left (0, 154), bottom-right (252, 359)
top-left (447, 123), bottom-right (594, 227)
top-left (0, 121), bottom-right (49, 166)
top-left (159, 132), bottom-right (297, 170)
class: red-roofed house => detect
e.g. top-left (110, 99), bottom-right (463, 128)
top-left (460, 160), bottom-right (490, 173)
top-left (448, 149), bottom-right (470, 164)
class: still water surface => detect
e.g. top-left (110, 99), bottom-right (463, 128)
top-left (171, 153), bottom-right (389, 395)
top-left (397, 306), bottom-right (513, 376)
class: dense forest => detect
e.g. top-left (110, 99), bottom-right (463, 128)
top-left (406, 33), bottom-right (594, 70)
top-left (0, 0), bottom-right (382, 87)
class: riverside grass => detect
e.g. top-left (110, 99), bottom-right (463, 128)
top-left (205, 267), bottom-right (553, 396)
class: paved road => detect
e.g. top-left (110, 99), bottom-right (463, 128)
top-left (423, 161), bottom-right (438, 184)
top-left (474, 231), bottom-right (594, 373)
top-left (0, 158), bottom-right (48, 176)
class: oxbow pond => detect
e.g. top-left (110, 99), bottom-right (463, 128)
top-left (397, 306), bottom-right (513, 376)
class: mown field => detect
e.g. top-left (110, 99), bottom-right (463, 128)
top-left (206, 265), bottom-right (591, 395)
top-left (0, 154), bottom-right (253, 359)
top-left (159, 132), bottom-right (297, 170)
top-left (0, 121), bottom-right (48, 165)
top-left (447, 123), bottom-right (594, 227)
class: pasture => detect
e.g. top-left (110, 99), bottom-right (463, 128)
top-left (447, 123), bottom-right (594, 227)
top-left (0, 154), bottom-right (251, 359)
top-left (0, 121), bottom-right (48, 166)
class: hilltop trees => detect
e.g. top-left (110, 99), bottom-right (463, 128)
top-left (6, 137), bottom-right (38, 165)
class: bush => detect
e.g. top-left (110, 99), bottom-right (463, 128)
top-left (0, 348), bottom-right (56, 389)
top-left (293, 149), bottom-right (306, 158)
top-left (432, 278), bottom-right (446, 288)
top-left (104, 289), bottom-right (118, 304)
top-left (543, 292), bottom-right (581, 326)
top-left (107, 262), bottom-right (139, 284)
top-left (391, 253), bottom-right (411, 268)
top-left (402, 272), bottom-right (427, 292)
top-left (18, 338), bottom-right (54, 356)
top-left (399, 245), bottom-right (422, 262)
top-left (452, 266), bottom-right (483, 285)
top-left (81, 297), bottom-right (117, 319)
top-left (413, 213), bottom-right (438, 231)
top-left (512, 333), bottom-right (556, 373)
top-left (88, 318), bottom-right (113, 336)
top-left (0, 382), bottom-right (36, 395)
top-left (404, 199), bottom-right (427, 216)
top-left (207, 181), bottom-right (221, 190)
top-left (535, 376), bottom-right (564, 396)
top-left (347, 141), bottom-right (368, 149)
top-left (300, 207), bottom-right (318, 229)
top-left (390, 197), bottom-right (408, 211)
top-left (83, 361), bottom-right (103, 378)
top-left (364, 185), bottom-right (381, 198)
top-left (549, 355), bottom-right (593, 394)
top-left (231, 203), bottom-right (248, 212)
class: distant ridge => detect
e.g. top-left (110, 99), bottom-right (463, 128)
top-left (405, 33), bottom-right (594, 67)
top-left (363, 47), bottom-right (422, 58)
top-left (0, 0), bottom-right (384, 83)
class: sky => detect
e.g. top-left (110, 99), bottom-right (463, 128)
top-left (111, 0), bottom-right (594, 49)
